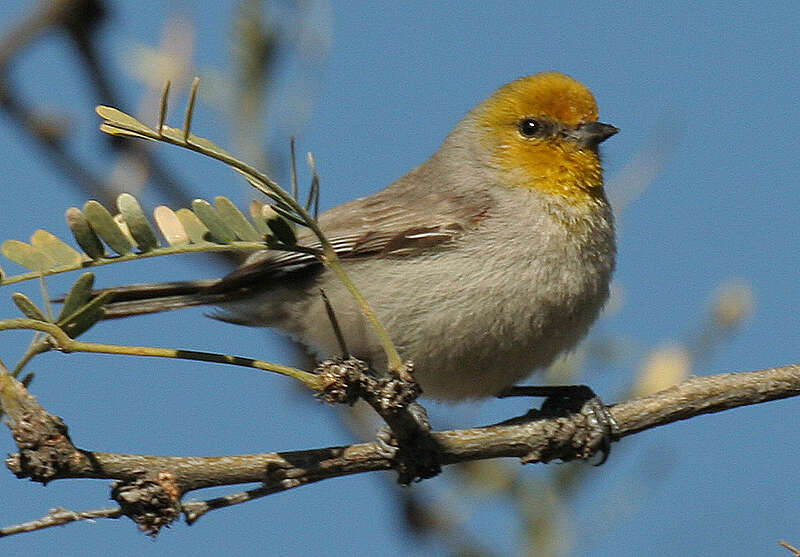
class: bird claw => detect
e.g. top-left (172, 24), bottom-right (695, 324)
top-left (577, 394), bottom-right (618, 465)
top-left (374, 402), bottom-right (441, 484)
top-left (499, 384), bottom-right (618, 464)
top-left (375, 425), bottom-right (399, 459)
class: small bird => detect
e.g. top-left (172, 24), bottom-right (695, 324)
top-left (101, 71), bottom-right (618, 401)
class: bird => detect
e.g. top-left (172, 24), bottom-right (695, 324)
top-left (98, 71), bottom-right (618, 401)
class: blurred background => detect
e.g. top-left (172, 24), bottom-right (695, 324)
top-left (0, 1), bottom-right (798, 556)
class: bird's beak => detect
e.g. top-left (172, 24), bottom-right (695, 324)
top-left (570, 121), bottom-right (619, 148)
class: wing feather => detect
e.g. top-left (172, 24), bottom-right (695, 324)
top-left (217, 178), bottom-right (493, 289)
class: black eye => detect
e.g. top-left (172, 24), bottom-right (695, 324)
top-left (518, 118), bottom-right (545, 138)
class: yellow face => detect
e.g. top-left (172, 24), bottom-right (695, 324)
top-left (475, 72), bottom-right (611, 205)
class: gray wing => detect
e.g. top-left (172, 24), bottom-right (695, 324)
top-left (218, 178), bottom-right (493, 289)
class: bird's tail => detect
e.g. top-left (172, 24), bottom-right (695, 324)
top-left (88, 279), bottom-right (236, 319)
top-left (84, 250), bottom-right (323, 319)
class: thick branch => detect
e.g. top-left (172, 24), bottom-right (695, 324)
top-left (611, 364), bottom-right (800, 437)
top-left (5, 363), bottom-right (799, 496)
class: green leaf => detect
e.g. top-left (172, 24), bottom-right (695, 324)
top-left (249, 200), bottom-right (270, 235)
top-left (267, 214), bottom-right (297, 247)
top-left (153, 206), bottom-right (189, 246)
top-left (57, 291), bottom-right (114, 338)
top-left (188, 134), bottom-right (233, 158)
top-left (95, 106), bottom-right (156, 140)
top-left (157, 125), bottom-right (185, 144)
top-left (66, 207), bottom-right (106, 259)
top-left (12, 293), bottom-right (49, 321)
top-left (113, 213), bottom-right (138, 247)
top-left (159, 124), bottom-right (233, 157)
top-left (233, 168), bottom-right (284, 204)
top-left (191, 199), bottom-right (235, 243)
top-left (175, 208), bottom-right (211, 244)
top-left (306, 152), bottom-right (320, 218)
top-left (83, 200), bottom-right (132, 255)
top-left (117, 193), bottom-right (159, 251)
top-left (30, 229), bottom-right (83, 268)
top-left (215, 196), bottom-right (261, 241)
top-left (99, 123), bottom-right (156, 140)
top-left (57, 272), bottom-right (95, 322)
top-left (1, 240), bottom-right (55, 271)
top-left (268, 203), bottom-right (307, 227)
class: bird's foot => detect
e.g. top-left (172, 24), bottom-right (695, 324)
top-left (375, 401), bottom-right (441, 484)
top-left (498, 384), bottom-right (618, 464)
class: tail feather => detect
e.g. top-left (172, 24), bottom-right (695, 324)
top-left (100, 293), bottom-right (235, 318)
top-left (87, 279), bottom-right (230, 319)
top-left (82, 253), bottom-right (323, 320)
top-left (93, 279), bottom-right (219, 302)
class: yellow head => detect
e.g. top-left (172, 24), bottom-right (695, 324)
top-left (473, 72), bottom-right (617, 204)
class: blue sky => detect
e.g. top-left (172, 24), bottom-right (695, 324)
top-left (1, 1), bottom-right (799, 556)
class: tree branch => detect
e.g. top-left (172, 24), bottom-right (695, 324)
top-left (3, 362), bottom-right (799, 535)
top-left (611, 364), bottom-right (800, 437)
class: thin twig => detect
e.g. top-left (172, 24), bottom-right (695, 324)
top-left (780, 541), bottom-right (800, 556)
top-left (182, 486), bottom-right (281, 524)
top-left (183, 77), bottom-right (200, 143)
top-left (157, 80), bottom-right (170, 134)
top-left (0, 507), bottom-right (123, 538)
top-left (0, 318), bottom-right (321, 389)
top-left (323, 257), bottom-right (403, 371)
top-left (320, 289), bottom-right (349, 357)
top-left (290, 137), bottom-right (298, 200)
top-left (0, 240), bottom-right (268, 286)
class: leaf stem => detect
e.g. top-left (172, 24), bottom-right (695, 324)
top-left (0, 241), bottom-right (268, 286)
top-left (0, 319), bottom-right (322, 390)
top-left (323, 255), bottom-right (402, 371)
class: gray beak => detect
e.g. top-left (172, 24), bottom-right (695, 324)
top-left (571, 121), bottom-right (619, 148)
